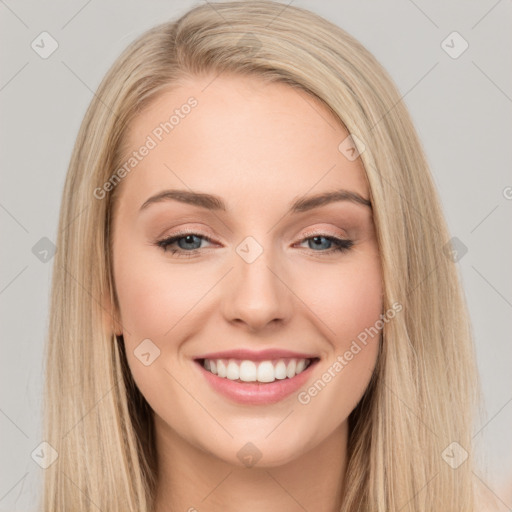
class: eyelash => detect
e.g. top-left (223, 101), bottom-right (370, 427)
top-left (155, 231), bottom-right (354, 258)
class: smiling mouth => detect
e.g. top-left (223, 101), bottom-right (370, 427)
top-left (195, 357), bottom-right (321, 384)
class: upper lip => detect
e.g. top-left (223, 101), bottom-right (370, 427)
top-left (194, 349), bottom-right (319, 362)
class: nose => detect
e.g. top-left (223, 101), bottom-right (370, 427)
top-left (221, 245), bottom-right (294, 332)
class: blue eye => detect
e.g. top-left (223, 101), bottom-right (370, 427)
top-left (156, 233), bottom-right (212, 256)
top-left (155, 232), bottom-right (353, 258)
top-left (298, 235), bottom-right (353, 253)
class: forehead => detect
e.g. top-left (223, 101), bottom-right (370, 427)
top-left (115, 74), bottom-right (369, 215)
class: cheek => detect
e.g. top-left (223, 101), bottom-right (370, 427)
top-left (295, 253), bottom-right (383, 347)
top-left (113, 246), bottom-right (210, 337)
top-left (113, 246), bottom-right (200, 408)
top-left (294, 259), bottom-right (382, 421)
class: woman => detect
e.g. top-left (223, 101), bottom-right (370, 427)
top-left (43, 1), bottom-right (482, 510)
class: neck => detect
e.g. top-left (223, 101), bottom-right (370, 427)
top-left (153, 416), bottom-right (349, 512)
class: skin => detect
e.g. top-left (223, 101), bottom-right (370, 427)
top-left (108, 73), bottom-right (383, 512)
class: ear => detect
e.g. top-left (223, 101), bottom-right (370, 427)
top-left (101, 289), bottom-right (123, 336)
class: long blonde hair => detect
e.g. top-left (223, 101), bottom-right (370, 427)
top-left (43, 1), bottom-right (482, 510)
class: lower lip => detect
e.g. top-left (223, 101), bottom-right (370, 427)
top-left (194, 359), bottom-right (319, 405)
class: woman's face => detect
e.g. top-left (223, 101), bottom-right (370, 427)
top-left (111, 73), bottom-right (383, 467)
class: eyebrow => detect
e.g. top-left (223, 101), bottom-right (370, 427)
top-left (139, 188), bottom-right (372, 214)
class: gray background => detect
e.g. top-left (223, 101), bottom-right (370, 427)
top-left (1, 0), bottom-right (511, 509)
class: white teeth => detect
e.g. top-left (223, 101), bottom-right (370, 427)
top-left (296, 359), bottom-right (306, 373)
top-left (257, 361), bottom-right (275, 383)
top-left (239, 360), bottom-right (257, 382)
top-left (226, 360), bottom-right (240, 380)
top-left (286, 359), bottom-right (296, 378)
top-left (274, 360), bottom-right (287, 380)
top-left (202, 357), bottom-right (313, 383)
top-left (217, 360), bottom-right (227, 378)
